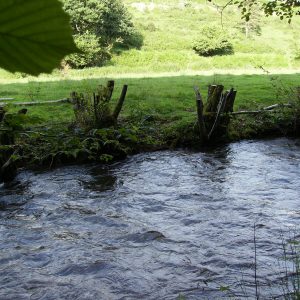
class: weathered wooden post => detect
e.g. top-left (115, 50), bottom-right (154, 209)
top-left (206, 85), bottom-right (224, 112)
top-left (113, 85), bottom-right (128, 120)
top-left (223, 90), bottom-right (237, 113)
top-left (193, 84), bottom-right (237, 143)
top-left (193, 86), bottom-right (208, 143)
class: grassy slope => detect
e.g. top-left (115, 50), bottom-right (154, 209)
top-left (0, 0), bottom-right (300, 81)
top-left (115, 0), bottom-right (300, 73)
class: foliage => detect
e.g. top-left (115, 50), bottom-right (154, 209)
top-left (192, 25), bottom-right (233, 56)
top-left (262, 0), bottom-right (300, 23)
top-left (65, 33), bottom-right (110, 68)
top-left (18, 125), bottom-right (143, 167)
top-left (280, 237), bottom-right (300, 300)
top-left (269, 75), bottom-right (300, 133)
top-left (236, 0), bottom-right (262, 38)
top-left (116, 30), bottom-right (144, 50)
top-left (210, 0), bottom-right (300, 23)
top-left (72, 81), bottom-right (118, 129)
top-left (1, 0), bottom-right (300, 75)
top-left (0, 0), bottom-right (78, 76)
top-left (217, 231), bottom-right (300, 299)
top-left (62, 0), bottom-right (141, 68)
top-left (71, 80), bottom-right (128, 131)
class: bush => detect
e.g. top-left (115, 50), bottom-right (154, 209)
top-left (116, 29), bottom-right (144, 50)
top-left (65, 33), bottom-right (110, 68)
top-left (141, 22), bottom-right (157, 32)
top-left (192, 25), bottom-right (233, 56)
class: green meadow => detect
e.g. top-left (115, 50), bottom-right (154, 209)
top-left (1, 73), bottom-right (299, 127)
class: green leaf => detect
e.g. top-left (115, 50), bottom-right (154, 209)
top-left (0, 0), bottom-right (79, 76)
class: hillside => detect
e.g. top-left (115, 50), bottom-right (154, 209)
top-left (109, 0), bottom-right (300, 74)
top-left (0, 0), bottom-right (299, 81)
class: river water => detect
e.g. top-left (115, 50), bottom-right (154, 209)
top-left (0, 138), bottom-right (300, 299)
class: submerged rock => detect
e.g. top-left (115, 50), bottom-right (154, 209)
top-left (125, 230), bottom-right (166, 243)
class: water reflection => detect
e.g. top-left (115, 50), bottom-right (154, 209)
top-left (84, 165), bottom-right (117, 192)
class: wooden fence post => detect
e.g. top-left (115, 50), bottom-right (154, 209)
top-left (194, 84), bottom-right (237, 143)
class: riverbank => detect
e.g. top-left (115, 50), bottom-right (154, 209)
top-left (1, 104), bottom-right (299, 173)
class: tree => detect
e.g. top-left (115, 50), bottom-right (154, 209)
top-left (62, 0), bottom-right (142, 68)
top-left (209, 0), bottom-right (299, 24)
top-left (237, 0), bottom-right (262, 38)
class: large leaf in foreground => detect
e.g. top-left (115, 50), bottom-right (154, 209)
top-left (0, 0), bottom-right (78, 76)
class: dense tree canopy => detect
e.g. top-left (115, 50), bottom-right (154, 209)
top-left (63, 0), bottom-right (134, 45)
top-left (62, 0), bottom-right (142, 68)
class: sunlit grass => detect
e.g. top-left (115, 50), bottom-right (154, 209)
top-left (1, 73), bottom-right (299, 125)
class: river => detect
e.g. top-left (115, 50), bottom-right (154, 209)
top-left (0, 138), bottom-right (300, 299)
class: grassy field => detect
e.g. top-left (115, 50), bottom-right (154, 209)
top-left (1, 73), bottom-right (299, 126)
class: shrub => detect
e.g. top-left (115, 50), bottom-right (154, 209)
top-left (192, 25), bottom-right (233, 56)
top-left (141, 22), bottom-right (158, 32)
top-left (72, 81), bottom-right (127, 130)
top-left (65, 33), bottom-right (110, 68)
top-left (124, 29), bottom-right (144, 49)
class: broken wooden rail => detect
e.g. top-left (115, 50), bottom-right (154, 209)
top-left (0, 98), bottom-right (70, 107)
top-left (231, 104), bottom-right (293, 115)
top-left (0, 98), bottom-right (14, 101)
top-left (1, 81), bottom-right (130, 109)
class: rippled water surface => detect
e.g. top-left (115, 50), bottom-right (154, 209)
top-left (1, 138), bottom-right (300, 299)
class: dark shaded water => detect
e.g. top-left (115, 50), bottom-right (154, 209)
top-left (0, 138), bottom-right (300, 299)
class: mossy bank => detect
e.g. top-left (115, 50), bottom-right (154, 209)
top-left (1, 104), bottom-right (299, 182)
